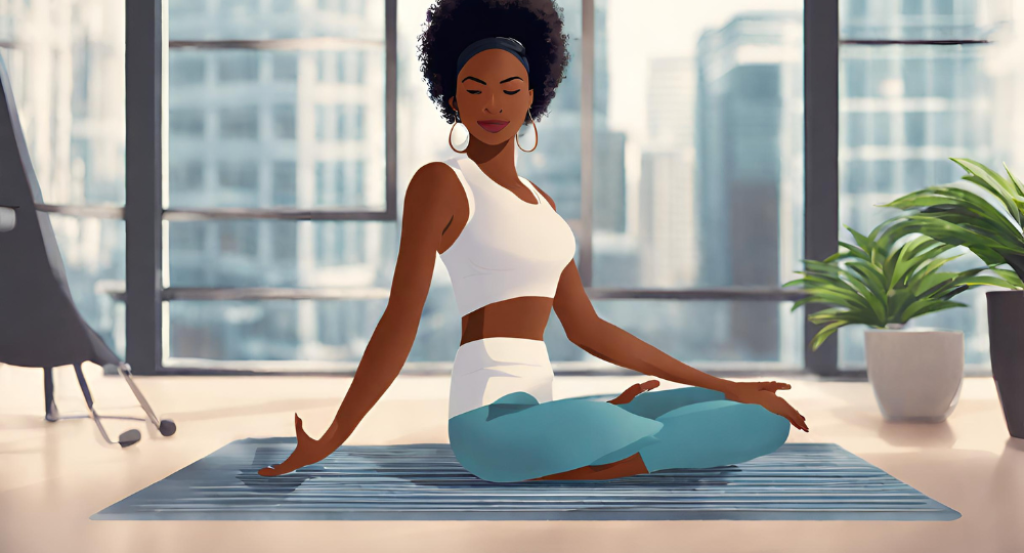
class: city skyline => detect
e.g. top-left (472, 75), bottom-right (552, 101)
top-left (2, 0), bottom-right (1021, 372)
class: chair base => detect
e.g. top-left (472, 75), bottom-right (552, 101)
top-left (42, 363), bottom-right (177, 447)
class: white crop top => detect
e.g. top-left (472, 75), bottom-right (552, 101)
top-left (438, 154), bottom-right (577, 317)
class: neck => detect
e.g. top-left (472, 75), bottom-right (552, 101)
top-left (465, 136), bottom-right (517, 179)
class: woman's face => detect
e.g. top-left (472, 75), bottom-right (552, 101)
top-left (448, 48), bottom-right (534, 147)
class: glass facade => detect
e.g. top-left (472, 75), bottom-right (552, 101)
top-left (837, 0), bottom-right (1021, 370)
top-left (3, 0), bottom-right (1021, 373)
top-left (0, 0), bottom-right (126, 357)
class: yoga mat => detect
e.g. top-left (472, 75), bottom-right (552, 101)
top-left (93, 440), bottom-right (960, 521)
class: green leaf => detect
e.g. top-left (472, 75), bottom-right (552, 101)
top-left (810, 320), bottom-right (847, 351)
top-left (953, 157), bottom-right (1022, 226)
top-left (955, 275), bottom-right (1017, 288)
top-left (900, 299), bottom-right (966, 323)
top-left (1004, 163), bottom-right (1024, 197)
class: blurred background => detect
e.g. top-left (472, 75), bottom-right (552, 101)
top-left (0, 0), bottom-right (1021, 375)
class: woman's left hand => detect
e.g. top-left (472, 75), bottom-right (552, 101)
top-left (724, 381), bottom-right (808, 432)
top-left (730, 381), bottom-right (792, 394)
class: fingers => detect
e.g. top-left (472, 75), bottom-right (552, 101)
top-left (295, 414), bottom-right (312, 443)
top-left (640, 380), bottom-right (660, 391)
top-left (258, 459), bottom-right (296, 477)
top-left (758, 381), bottom-right (792, 392)
top-left (778, 398), bottom-right (809, 432)
top-left (258, 465), bottom-right (284, 477)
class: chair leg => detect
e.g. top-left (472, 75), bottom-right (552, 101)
top-left (43, 367), bottom-right (59, 422)
top-left (73, 363), bottom-right (141, 448)
top-left (113, 363), bottom-right (176, 437)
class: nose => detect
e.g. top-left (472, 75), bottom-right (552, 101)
top-left (484, 93), bottom-right (502, 114)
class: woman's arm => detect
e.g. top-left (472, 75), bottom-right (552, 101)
top-left (552, 260), bottom-right (809, 431)
top-left (552, 261), bottom-right (738, 394)
top-left (316, 163), bottom-right (456, 446)
top-left (259, 163), bottom-right (460, 476)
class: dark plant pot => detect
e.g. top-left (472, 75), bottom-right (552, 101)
top-left (985, 290), bottom-right (1024, 439)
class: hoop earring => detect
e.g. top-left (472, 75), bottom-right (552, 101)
top-left (516, 111), bottom-right (538, 153)
top-left (449, 111), bottom-right (470, 153)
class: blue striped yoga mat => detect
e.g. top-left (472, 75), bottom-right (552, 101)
top-left (92, 439), bottom-right (960, 521)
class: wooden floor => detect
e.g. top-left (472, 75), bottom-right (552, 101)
top-left (1, 363), bottom-right (1021, 553)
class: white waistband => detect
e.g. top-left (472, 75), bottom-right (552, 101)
top-left (449, 338), bottom-right (553, 419)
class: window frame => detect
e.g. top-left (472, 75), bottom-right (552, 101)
top-left (53, 0), bottom-right (987, 376)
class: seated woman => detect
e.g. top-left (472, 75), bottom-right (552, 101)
top-left (259, 0), bottom-right (808, 482)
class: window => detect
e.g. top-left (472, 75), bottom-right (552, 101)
top-left (218, 161), bottom-right (258, 192)
top-left (220, 0), bottom-right (260, 16)
top-left (272, 53), bottom-right (298, 82)
top-left (901, 0), bottom-right (923, 15)
top-left (170, 108), bottom-right (205, 137)
top-left (272, 0), bottom-right (296, 12)
top-left (216, 52), bottom-right (260, 83)
top-left (0, 1), bottom-right (128, 356)
top-left (272, 104), bottom-right (296, 140)
top-left (353, 159), bottom-right (365, 204)
top-left (171, 224), bottom-right (206, 252)
top-left (838, 0), bottom-right (1017, 371)
top-left (219, 106), bottom-right (259, 139)
top-left (170, 160), bottom-right (205, 191)
top-left (160, 0), bottom-right (388, 368)
top-left (273, 223), bottom-right (297, 262)
top-left (272, 161), bottom-right (297, 206)
top-left (316, 162), bottom-right (328, 203)
top-left (317, 52), bottom-right (329, 82)
top-left (584, 0), bottom-right (804, 366)
top-left (336, 104), bottom-right (347, 140)
top-left (118, 0), bottom-right (1021, 374)
top-left (354, 50), bottom-right (365, 83)
top-left (315, 105), bottom-right (329, 141)
top-left (219, 221), bottom-right (259, 256)
top-left (336, 51), bottom-right (348, 82)
top-left (354, 105), bottom-right (365, 140)
top-left (904, 112), bottom-right (926, 146)
top-left (334, 161), bottom-right (348, 203)
top-left (170, 57), bottom-right (205, 86)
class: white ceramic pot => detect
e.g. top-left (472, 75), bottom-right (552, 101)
top-left (864, 327), bottom-right (964, 423)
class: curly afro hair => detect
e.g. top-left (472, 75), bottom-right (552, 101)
top-left (417, 0), bottom-right (571, 126)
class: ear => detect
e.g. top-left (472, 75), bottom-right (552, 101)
top-left (447, 96), bottom-right (457, 112)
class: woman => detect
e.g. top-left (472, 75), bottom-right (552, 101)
top-left (259, 0), bottom-right (808, 482)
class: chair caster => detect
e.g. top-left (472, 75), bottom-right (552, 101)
top-left (159, 419), bottom-right (176, 437)
top-left (119, 429), bottom-right (142, 448)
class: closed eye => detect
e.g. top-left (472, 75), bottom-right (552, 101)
top-left (504, 90), bottom-right (521, 95)
top-left (467, 90), bottom-right (482, 95)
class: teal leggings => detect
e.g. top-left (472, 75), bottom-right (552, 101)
top-left (448, 386), bottom-right (791, 483)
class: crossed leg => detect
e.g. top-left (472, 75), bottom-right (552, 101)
top-left (532, 386), bottom-right (729, 480)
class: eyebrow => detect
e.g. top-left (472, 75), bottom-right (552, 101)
top-left (461, 76), bottom-right (524, 85)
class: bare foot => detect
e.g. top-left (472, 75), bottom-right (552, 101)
top-left (607, 379), bottom-right (660, 405)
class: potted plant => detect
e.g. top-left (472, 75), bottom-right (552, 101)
top-left (784, 219), bottom-right (1003, 422)
top-left (882, 158), bottom-right (1024, 437)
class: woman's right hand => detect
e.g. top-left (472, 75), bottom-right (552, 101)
top-left (724, 382), bottom-right (809, 432)
top-left (258, 414), bottom-right (340, 477)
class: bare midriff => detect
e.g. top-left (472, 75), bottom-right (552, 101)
top-left (459, 296), bottom-right (553, 346)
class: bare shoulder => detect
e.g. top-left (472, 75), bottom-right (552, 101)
top-left (523, 177), bottom-right (556, 210)
top-left (405, 161), bottom-right (462, 204)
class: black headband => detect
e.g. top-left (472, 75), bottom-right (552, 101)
top-left (455, 37), bottom-right (530, 83)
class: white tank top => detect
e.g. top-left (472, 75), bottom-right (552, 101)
top-left (438, 154), bottom-right (577, 317)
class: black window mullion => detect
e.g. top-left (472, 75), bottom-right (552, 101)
top-left (125, 0), bottom-right (164, 375)
top-left (804, 0), bottom-right (840, 375)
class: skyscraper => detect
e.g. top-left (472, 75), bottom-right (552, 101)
top-left (638, 57), bottom-right (699, 288)
top-left (167, 0), bottom-right (387, 362)
top-left (695, 11), bottom-right (803, 358)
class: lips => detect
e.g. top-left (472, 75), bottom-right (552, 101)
top-left (477, 120), bottom-right (509, 133)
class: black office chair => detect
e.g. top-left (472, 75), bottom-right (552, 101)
top-left (0, 53), bottom-right (174, 447)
